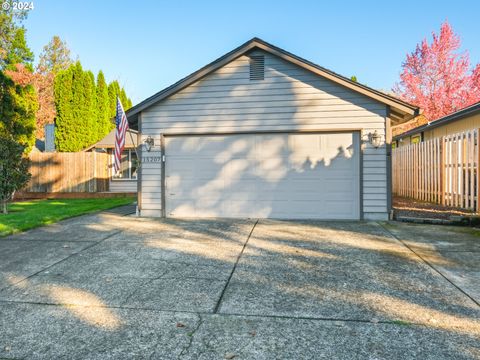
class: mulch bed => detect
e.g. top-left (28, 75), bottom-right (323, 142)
top-left (393, 197), bottom-right (475, 220)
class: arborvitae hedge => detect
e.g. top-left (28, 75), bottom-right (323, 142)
top-left (96, 71), bottom-right (112, 141)
top-left (54, 62), bottom-right (132, 151)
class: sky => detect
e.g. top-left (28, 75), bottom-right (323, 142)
top-left (23, 0), bottom-right (480, 104)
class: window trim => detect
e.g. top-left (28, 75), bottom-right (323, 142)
top-left (111, 149), bottom-right (138, 181)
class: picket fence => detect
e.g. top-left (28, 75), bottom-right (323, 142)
top-left (392, 129), bottom-right (480, 211)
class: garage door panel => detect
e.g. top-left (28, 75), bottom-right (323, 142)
top-left (165, 132), bottom-right (360, 219)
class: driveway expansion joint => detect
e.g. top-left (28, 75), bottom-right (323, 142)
top-left (378, 222), bottom-right (480, 308)
top-left (0, 299), bottom-right (431, 329)
top-left (0, 229), bottom-right (124, 293)
top-left (213, 219), bottom-right (259, 314)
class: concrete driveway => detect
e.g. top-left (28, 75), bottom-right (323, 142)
top-left (0, 213), bottom-right (479, 359)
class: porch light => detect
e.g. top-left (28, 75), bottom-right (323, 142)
top-left (370, 131), bottom-right (382, 148)
top-left (144, 136), bottom-right (154, 152)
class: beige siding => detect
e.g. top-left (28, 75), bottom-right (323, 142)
top-left (424, 113), bottom-right (480, 140)
top-left (397, 113), bottom-right (480, 147)
top-left (140, 50), bottom-right (388, 219)
top-left (397, 136), bottom-right (412, 147)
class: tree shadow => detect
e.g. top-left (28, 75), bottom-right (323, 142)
top-left (0, 211), bottom-right (479, 357)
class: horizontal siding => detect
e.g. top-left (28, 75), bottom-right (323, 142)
top-left (109, 180), bottom-right (137, 193)
top-left (364, 160), bottom-right (386, 168)
top-left (363, 174), bottom-right (386, 182)
top-left (140, 49), bottom-right (388, 218)
top-left (169, 86), bottom-right (380, 100)
top-left (143, 51), bottom-right (386, 136)
top-left (364, 199), bottom-right (387, 207)
top-left (363, 193), bottom-right (387, 200)
top-left (363, 167), bottom-right (387, 175)
top-left (139, 144), bottom-right (162, 215)
top-left (143, 123), bottom-right (384, 135)
top-left (364, 206), bottom-right (388, 213)
top-left (144, 98), bottom-right (385, 113)
top-left (364, 212), bottom-right (389, 221)
top-left (364, 186), bottom-right (386, 194)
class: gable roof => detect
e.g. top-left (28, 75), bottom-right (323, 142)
top-left (126, 37), bottom-right (419, 129)
top-left (84, 128), bottom-right (138, 151)
top-left (394, 101), bottom-right (480, 140)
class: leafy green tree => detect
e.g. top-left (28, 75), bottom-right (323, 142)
top-left (37, 35), bottom-right (73, 75)
top-left (0, 70), bottom-right (37, 152)
top-left (5, 27), bottom-right (33, 70)
top-left (5, 63), bottom-right (55, 139)
top-left (0, 8), bottom-right (33, 70)
top-left (96, 70), bottom-right (112, 138)
top-left (0, 136), bottom-right (30, 214)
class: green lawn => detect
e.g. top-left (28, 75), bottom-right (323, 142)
top-left (0, 197), bottom-right (135, 237)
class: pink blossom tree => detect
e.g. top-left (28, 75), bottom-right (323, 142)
top-left (394, 21), bottom-right (480, 120)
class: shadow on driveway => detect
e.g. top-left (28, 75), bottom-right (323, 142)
top-left (0, 213), bottom-right (479, 359)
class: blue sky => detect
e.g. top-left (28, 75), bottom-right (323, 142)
top-left (24, 0), bottom-right (480, 104)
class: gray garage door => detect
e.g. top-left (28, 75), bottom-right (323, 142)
top-left (165, 132), bottom-right (360, 219)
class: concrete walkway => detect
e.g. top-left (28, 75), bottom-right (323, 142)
top-left (0, 213), bottom-right (479, 359)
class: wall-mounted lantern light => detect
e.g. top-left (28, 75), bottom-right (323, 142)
top-left (370, 130), bottom-right (382, 148)
top-left (144, 136), bottom-right (154, 152)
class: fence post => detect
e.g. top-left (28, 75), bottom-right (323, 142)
top-left (441, 136), bottom-right (445, 206)
top-left (93, 151), bottom-right (97, 192)
top-left (477, 129), bottom-right (480, 213)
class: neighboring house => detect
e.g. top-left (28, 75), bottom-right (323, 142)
top-left (394, 101), bottom-right (480, 147)
top-left (85, 128), bottom-right (138, 193)
top-left (126, 38), bottom-right (418, 220)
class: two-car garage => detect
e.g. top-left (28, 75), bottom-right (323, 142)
top-left (127, 38), bottom-right (418, 220)
top-left (165, 132), bottom-right (360, 219)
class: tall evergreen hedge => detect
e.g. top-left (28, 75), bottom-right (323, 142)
top-left (54, 62), bottom-right (132, 151)
top-left (96, 71), bottom-right (111, 140)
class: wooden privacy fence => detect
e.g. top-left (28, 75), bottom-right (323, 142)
top-left (25, 152), bottom-right (110, 193)
top-left (393, 129), bottom-right (480, 211)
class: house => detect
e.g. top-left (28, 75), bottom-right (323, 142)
top-left (126, 38), bottom-right (419, 220)
top-left (394, 101), bottom-right (480, 147)
top-left (85, 128), bottom-right (138, 193)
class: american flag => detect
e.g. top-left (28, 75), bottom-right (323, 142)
top-left (114, 98), bottom-right (129, 173)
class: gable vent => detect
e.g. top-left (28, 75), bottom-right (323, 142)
top-left (249, 55), bottom-right (265, 80)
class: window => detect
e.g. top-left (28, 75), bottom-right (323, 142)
top-left (112, 149), bottom-right (138, 180)
top-left (411, 135), bottom-right (421, 144)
